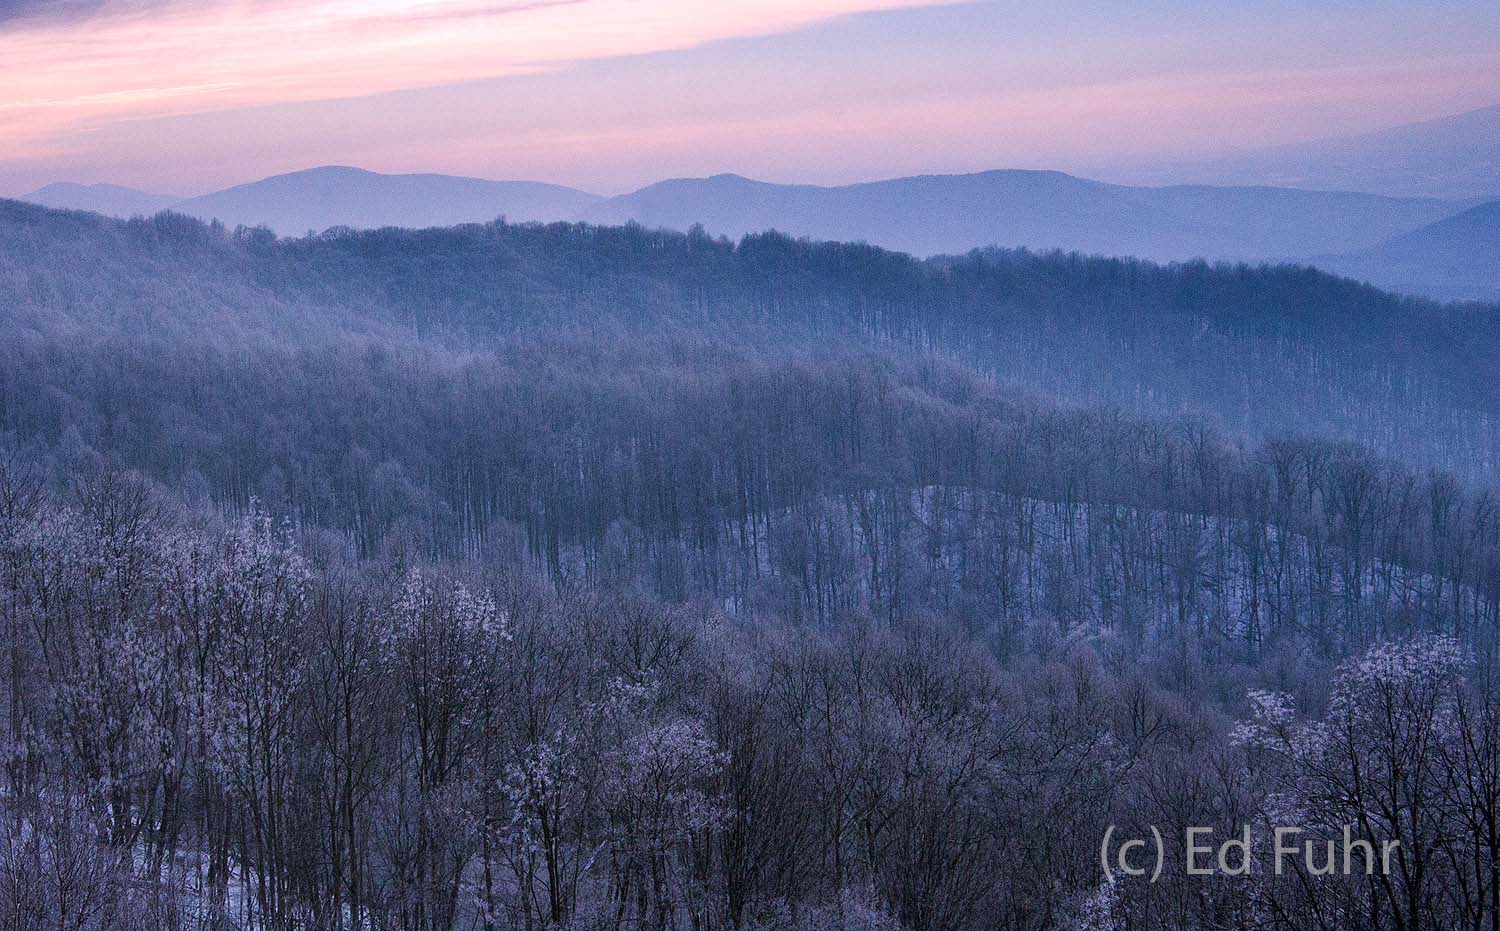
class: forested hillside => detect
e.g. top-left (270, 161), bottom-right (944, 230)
top-left (4, 199), bottom-right (1498, 488)
top-left (3, 199), bottom-right (1500, 931)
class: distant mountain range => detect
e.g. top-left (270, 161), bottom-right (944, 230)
top-left (581, 170), bottom-right (1460, 263)
top-left (18, 106), bottom-right (1500, 303)
top-left (169, 166), bottom-right (599, 235)
top-left (1313, 200), bottom-right (1500, 303)
top-left (24, 165), bottom-right (1461, 260)
top-left (1117, 103), bottom-right (1500, 201)
top-left (23, 182), bottom-right (181, 218)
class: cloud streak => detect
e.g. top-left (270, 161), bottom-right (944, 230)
top-left (0, 0), bottom-right (104, 26)
top-left (0, 0), bottom-right (949, 153)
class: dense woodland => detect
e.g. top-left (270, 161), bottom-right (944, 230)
top-left (2, 200), bottom-right (1500, 930)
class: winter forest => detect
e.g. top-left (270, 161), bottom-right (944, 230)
top-left (3, 200), bottom-right (1500, 931)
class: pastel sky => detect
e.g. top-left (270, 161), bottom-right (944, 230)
top-left (3, 0), bottom-right (1499, 196)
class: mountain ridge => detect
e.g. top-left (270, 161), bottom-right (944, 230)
top-left (1116, 103), bottom-right (1500, 200)
top-left (22, 181), bottom-right (181, 217)
top-left (18, 163), bottom-right (1483, 298)
top-left (169, 165), bottom-right (601, 235)
top-left (582, 168), bottom-right (1460, 262)
top-left (1312, 199), bottom-right (1500, 302)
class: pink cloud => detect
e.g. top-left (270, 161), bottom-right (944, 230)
top-left (0, 0), bottom-right (952, 153)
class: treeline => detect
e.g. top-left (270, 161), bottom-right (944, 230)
top-left (3, 200), bottom-right (1498, 481)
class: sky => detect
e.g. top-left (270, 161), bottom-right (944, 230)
top-left (2, 0), bottom-right (1499, 196)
